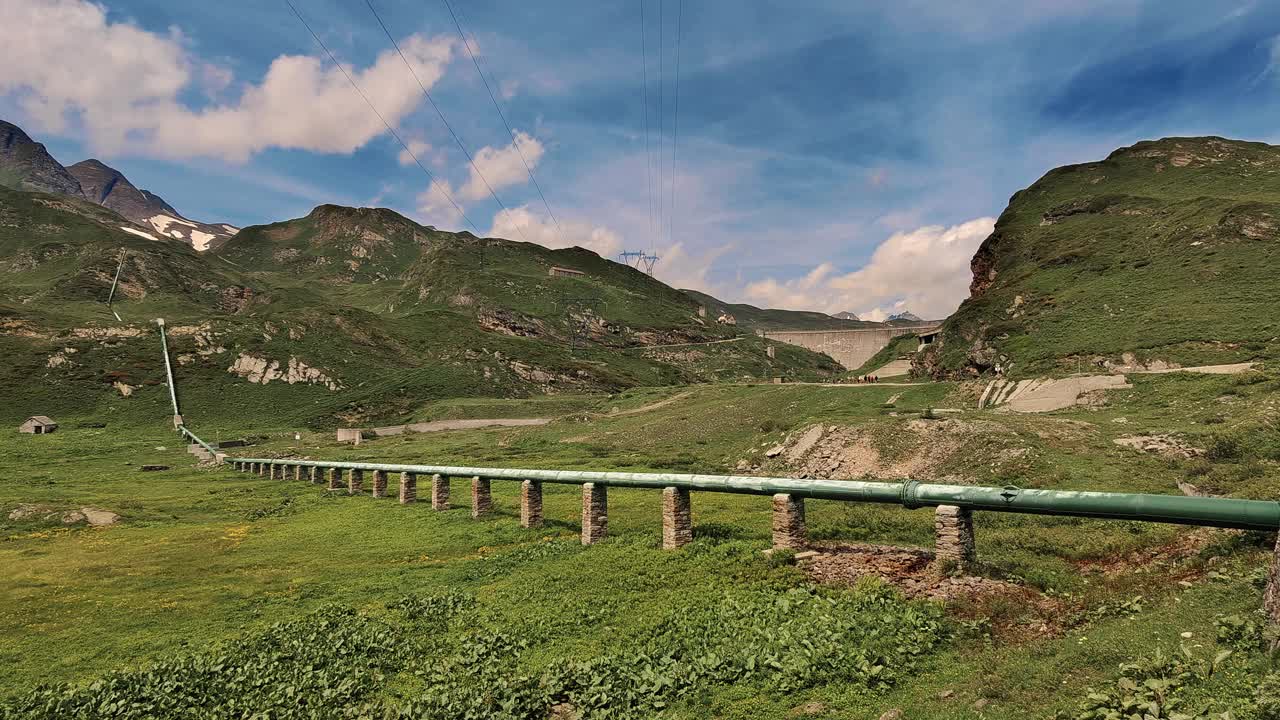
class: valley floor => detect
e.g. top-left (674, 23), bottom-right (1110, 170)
top-left (2, 374), bottom-right (1279, 718)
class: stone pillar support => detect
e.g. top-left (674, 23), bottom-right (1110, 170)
top-left (327, 467), bottom-right (343, 490)
top-left (371, 470), bottom-right (388, 498)
top-left (1265, 532), bottom-right (1280, 650)
top-left (431, 474), bottom-right (450, 511)
top-left (348, 469), bottom-right (364, 495)
top-left (582, 483), bottom-right (607, 545)
top-left (399, 472), bottom-right (417, 504)
top-left (309, 466), bottom-right (321, 484)
top-left (521, 480), bottom-right (543, 528)
top-left (293, 465), bottom-right (303, 482)
top-left (662, 487), bottom-right (693, 550)
top-left (934, 505), bottom-right (977, 568)
top-left (771, 494), bottom-right (806, 550)
top-left (471, 476), bottom-right (492, 518)
top-left (258, 463), bottom-right (268, 477)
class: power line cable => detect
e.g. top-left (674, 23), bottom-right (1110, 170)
top-left (439, 0), bottom-right (566, 243)
top-left (284, 0), bottom-right (478, 234)
top-left (640, 0), bottom-right (657, 250)
top-left (668, 0), bottom-right (683, 252)
top-left (656, 0), bottom-right (665, 249)
top-left (365, 0), bottom-right (530, 244)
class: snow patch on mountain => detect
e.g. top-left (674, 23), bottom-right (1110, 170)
top-left (149, 214), bottom-right (197, 235)
top-left (189, 229), bottom-right (216, 252)
top-left (119, 226), bottom-right (159, 241)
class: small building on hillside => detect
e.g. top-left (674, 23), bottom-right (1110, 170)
top-left (548, 266), bottom-right (586, 279)
top-left (19, 416), bottom-right (57, 434)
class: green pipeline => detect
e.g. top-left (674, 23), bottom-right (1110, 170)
top-left (230, 457), bottom-right (1280, 532)
top-left (180, 426), bottom-right (218, 456)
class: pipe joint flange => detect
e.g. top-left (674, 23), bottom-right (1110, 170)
top-left (900, 479), bottom-right (922, 509)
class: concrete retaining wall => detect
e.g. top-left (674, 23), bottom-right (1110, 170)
top-left (762, 324), bottom-right (939, 370)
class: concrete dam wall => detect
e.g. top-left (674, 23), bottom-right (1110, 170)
top-left (763, 324), bottom-right (940, 370)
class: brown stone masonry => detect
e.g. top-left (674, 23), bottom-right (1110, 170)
top-left (934, 505), bottom-right (976, 566)
top-left (371, 470), bottom-right (388, 498)
top-left (432, 474), bottom-right (450, 510)
top-left (309, 466), bottom-right (321, 484)
top-left (1266, 532), bottom-right (1280, 650)
top-left (771, 494), bottom-right (806, 550)
top-left (327, 467), bottom-right (342, 490)
top-left (348, 469), bottom-right (364, 494)
top-left (662, 487), bottom-right (693, 549)
top-left (521, 480), bottom-right (543, 528)
top-left (399, 472), bottom-right (417, 504)
top-left (582, 483), bottom-right (607, 545)
top-left (293, 465), bottom-right (303, 481)
top-left (471, 476), bottom-right (492, 518)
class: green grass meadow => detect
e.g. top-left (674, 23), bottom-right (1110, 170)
top-left (3, 376), bottom-right (1280, 717)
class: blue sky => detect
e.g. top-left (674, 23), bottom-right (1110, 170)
top-left (3, 0), bottom-right (1279, 319)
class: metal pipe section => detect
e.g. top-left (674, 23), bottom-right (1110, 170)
top-left (180, 427), bottom-right (218, 456)
top-left (107, 251), bottom-right (125, 306)
top-left (155, 318), bottom-right (180, 419)
top-left (229, 457), bottom-right (1280, 532)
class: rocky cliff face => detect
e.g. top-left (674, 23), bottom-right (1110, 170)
top-left (69, 159), bottom-right (174, 220)
top-left (917, 136), bottom-right (1280, 379)
top-left (0, 120), bottom-right (86, 197)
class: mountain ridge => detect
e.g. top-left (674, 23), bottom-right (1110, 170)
top-left (0, 119), bottom-right (237, 251)
top-left (0, 120), bottom-right (86, 198)
top-left (0, 188), bottom-right (841, 427)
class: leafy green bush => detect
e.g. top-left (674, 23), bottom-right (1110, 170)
top-left (387, 590), bottom-right (477, 622)
top-left (1, 585), bottom-right (948, 720)
top-left (1257, 672), bottom-right (1280, 720)
top-left (1205, 432), bottom-right (1244, 461)
top-left (1057, 646), bottom-right (1233, 720)
top-left (1215, 613), bottom-right (1262, 652)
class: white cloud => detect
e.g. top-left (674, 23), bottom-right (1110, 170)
top-left (0, 0), bottom-right (453, 162)
top-left (460, 131), bottom-right (543, 202)
top-left (416, 179), bottom-right (464, 227)
top-left (742, 217), bottom-right (996, 320)
top-left (398, 139), bottom-right (432, 166)
top-left (489, 205), bottom-right (623, 259)
top-left (650, 241), bottom-right (736, 295)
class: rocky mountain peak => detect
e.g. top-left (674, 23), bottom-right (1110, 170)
top-left (0, 120), bottom-right (86, 197)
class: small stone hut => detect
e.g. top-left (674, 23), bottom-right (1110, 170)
top-left (19, 416), bottom-right (57, 434)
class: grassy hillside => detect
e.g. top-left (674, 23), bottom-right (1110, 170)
top-left (0, 190), bottom-right (840, 429)
top-left (920, 136), bottom-right (1280, 378)
top-left (681, 289), bottom-right (880, 331)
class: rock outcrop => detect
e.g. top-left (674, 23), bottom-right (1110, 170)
top-left (0, 120), bottom-right (86, 197)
